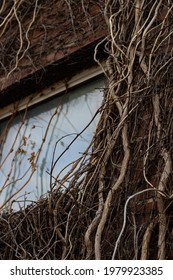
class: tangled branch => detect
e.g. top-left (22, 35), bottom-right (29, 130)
top-left (1, 0), bottom-right (173, 260)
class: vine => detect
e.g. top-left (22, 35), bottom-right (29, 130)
top-left (0, 0), bottom-right (173, 260)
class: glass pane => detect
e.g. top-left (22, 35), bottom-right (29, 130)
top-left (0, 76), bottom-right (104, 210)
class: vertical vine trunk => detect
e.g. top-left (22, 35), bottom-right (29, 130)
top-left (0, 0), bottom-right (173, 260)
top-left (90, 0), bottom-right (173, 259)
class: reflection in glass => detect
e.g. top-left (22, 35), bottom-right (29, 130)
top-left (0, 77), bottom-right (104, 210)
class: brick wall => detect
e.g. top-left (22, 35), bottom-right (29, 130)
top-left (0, 0), bottom-right (106, 92)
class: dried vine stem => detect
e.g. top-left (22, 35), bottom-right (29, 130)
top-left (7, 0), bottom-right (39, 78)
top-left (90, 0), bottom-right (173, 259)
top-left (1, 0), bottom-right (173, 260)
top-left (112, 188), bottom-right (159, 260)
top-left (0, 0), bottom-right (39, 81)
top-left (0, 107), bottom-right (58, 210)
top-left (152, 93), bottom-right (172, 259)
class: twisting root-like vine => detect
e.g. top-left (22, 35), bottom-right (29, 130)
top-left (0, 0), bottom-right (39, 82)
top-left (90, 0), bottom-right (173, 259)
top-left (1, 0), bottom-right (173, 260)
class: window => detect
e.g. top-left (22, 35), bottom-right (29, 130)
top-left (0, 72), bottom-right (104, 210)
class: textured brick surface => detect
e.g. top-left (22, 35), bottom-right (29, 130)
top-left (0, 0), bottom-right (106, 91)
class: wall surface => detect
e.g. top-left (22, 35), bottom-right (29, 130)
top-left (0, 0), bottom-right (106, 94)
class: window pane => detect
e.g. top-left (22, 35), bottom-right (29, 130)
top-left (0, 76), bottom-right (104, 210)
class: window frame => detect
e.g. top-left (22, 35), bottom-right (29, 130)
top-left (0, 65), bottom-right (105, 121)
